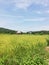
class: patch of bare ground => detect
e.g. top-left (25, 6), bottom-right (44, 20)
top-left (45, 46), bottom-right (49, 52)
top-left (45, 46), bottom-right (49, 65)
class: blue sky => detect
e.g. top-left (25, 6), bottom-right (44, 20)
top-left (0, 0), bottom-right (49, 32)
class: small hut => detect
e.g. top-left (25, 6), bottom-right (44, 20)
top-left (16, 31), bottom-right (22, 34)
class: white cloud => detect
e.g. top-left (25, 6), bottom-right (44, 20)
top-left (0, 14), bottom-right (23, 18)
top-left (34, 0), bottom-right (48, 6)
top-left (33, 11), bottom-right (42, 14)
top-left (13, 0), bottom-right (33, 10)
top-left (0, 0), bottom-right (49, 9)
top-left (24, 18), bottom-right (45, 22)
top-left (32, 10), bottom-right (49, 14)
top-left (13, 0), bottom-right (49, 9)
top-left (45, 10), bottom-right (49, 14)
top-left (40, 26), bottom-right (49, 30)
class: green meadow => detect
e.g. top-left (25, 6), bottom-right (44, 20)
top-left (0, 34), bottom-right (49, 65)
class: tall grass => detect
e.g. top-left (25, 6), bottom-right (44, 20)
top-left (0, 34), bottom-right (49, 65)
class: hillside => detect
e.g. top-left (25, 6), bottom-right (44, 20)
top-left (0, 27), bottom-right (49, 34)
top-left (27, 31), bottom-right (49, 35)
top-left (0, 27), bottom-right (16, 34)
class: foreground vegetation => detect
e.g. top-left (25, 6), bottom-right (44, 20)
top-left (0, 34), bottom-right (49, 65)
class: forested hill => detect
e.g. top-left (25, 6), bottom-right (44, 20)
top-left (0, 27), bottom-right (49, 34)
top-left (27, 31), bottom-right (49, 35)
top-left (0, 27), bottom-right (16, 34)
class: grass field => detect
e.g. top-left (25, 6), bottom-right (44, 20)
top-left (0, 34), bottom-right (49, 65)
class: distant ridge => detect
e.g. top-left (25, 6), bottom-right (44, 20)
top-left (27, 30), bottom-right (49, 35)
top-left (0, 27), bottom-right (16, 34)
top-left (0, 27), bottom-right (49, 34)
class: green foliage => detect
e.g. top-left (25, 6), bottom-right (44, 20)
top-left (0, 28), bottom-right (16, 34)
top-left (0, 45), bottom-right (48, 65)
top-left (27, 31), bottom-right (49, 35)
top-left (0, 27), bottom-right (49, 34)
top-left (46, 39), bottom-right (49, 46)
top-left (0, 34), bottom-right (49, 65)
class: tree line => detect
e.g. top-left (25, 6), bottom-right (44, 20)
top-left (0, 27), bottom-right (49, 35)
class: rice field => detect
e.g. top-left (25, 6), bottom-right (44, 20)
top-left (0, 34), bottom-right (49, 65)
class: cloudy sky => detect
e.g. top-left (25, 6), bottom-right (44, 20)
top-left (0, 0), bottom-right (49, 32)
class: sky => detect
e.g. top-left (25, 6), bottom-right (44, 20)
top-left (0, 0), bottom-right (49, 32)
